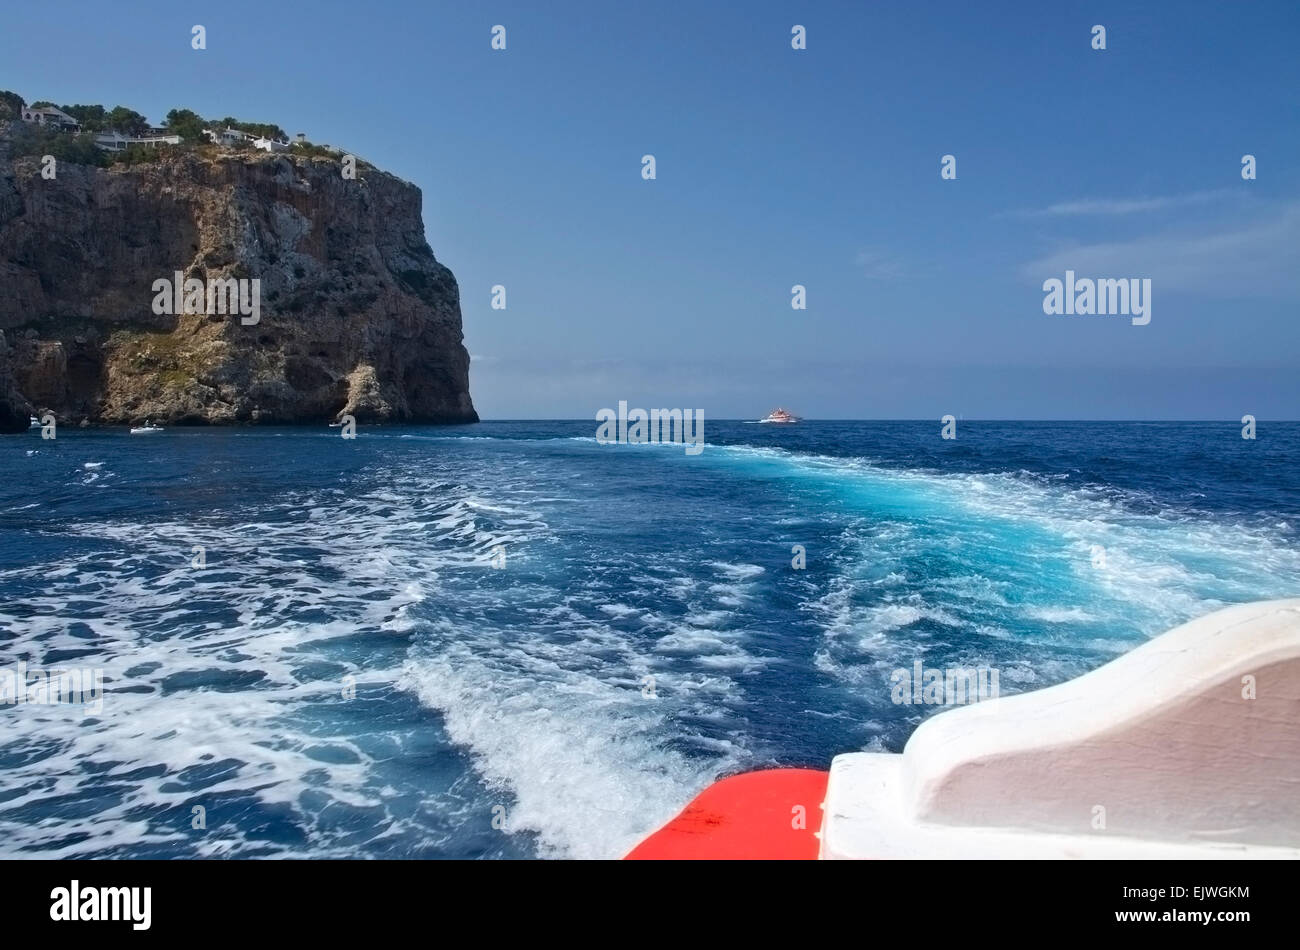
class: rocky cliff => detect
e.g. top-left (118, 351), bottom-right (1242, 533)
top-left (0, 126), bottom-right (476, 431)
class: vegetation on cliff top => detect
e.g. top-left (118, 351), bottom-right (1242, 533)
top-left (1, 89), bottom-right (359, 169)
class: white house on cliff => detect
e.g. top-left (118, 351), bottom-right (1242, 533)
top-left (20, 105), bottom-right (81, 131)
top-left (203, 127), bottom-right (291, 152)
top-left (93, 130), bottom-right (182, 152)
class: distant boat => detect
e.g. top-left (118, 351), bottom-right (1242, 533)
top-left (759, 408), bottom-right (799, 424)
top-left (29, 415), bottom-right (40, 428)
top-left (130, 420), bottom-right (164, 434)
top-left (328, 420), bottom-right (343, 428)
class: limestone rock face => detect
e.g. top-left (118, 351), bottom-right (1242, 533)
top-left (0, 130), bottom-right (476, 426)
top-left (0, 331), bottom-right (32, 433)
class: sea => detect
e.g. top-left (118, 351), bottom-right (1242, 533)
top-left (2, 420), bottom-right (1298, 858)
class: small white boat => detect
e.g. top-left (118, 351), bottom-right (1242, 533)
top-left (29, 415), bottom-right (40, 428)
top-left (130, 420), bottom-right (164, 434)
top-left (758, 408), bottom-right (799, 424)
top-left (328, 421), bottom-right (343, 428)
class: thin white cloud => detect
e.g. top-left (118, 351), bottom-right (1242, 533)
top-left (855, 248), bottom-right (904, 279)
top-left (1022, 201), bottom-right (1300, 296)
top-left (1008, 189), bottom-right (1234, 218)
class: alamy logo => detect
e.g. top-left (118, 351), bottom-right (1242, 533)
top-left (1043, 270), bottom-right (1150, 326)
top-left (1, 662), bottom-right (103, 714)
top-left (151, 271), bottom-right (260, 325)
top-left (890, 660), bottom-right (999, 706)
top-left (596, 401), bottom-right (704, 455)
top-left (50, 881), bottom-right (151, 930)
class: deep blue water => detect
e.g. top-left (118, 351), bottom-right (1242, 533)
top-left (2, 420), bottom-right (1298, 858)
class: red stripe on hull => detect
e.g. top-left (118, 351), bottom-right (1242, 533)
top-left (625, 768), bottom-right (828, 860)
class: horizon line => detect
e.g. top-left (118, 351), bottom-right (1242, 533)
top-left (472, 417), bottom-right (1300, 424)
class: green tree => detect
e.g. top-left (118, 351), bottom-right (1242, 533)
top-left (9, 124), bottom-right (108, 167)
top-left (60, 104), bottom-right (109, 131)
top-left (111, 144), bottom-right (165, 166)
top-left (163, 108), bottom-right (206, 142)
top-left (219, 116), bottom-right (288, 141)
top-left (46, 132), bottom-right (111, 167)
top-left (105, 106), bottom-right (149, 135)
top-left (0, 90), bottom-right (25, 120)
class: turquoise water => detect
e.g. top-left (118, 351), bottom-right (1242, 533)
top-left (1, 421), bottom-right (1297, 857)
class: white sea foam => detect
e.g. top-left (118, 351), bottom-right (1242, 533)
top-left (0, 470), bottom-right (556, 858)
top-left (598, 603), bottom-right (641, 618)
top-left (712, 440), bottom-right (1300, 699)
top-left (4, 429), bottom-right (1295, 861)
top-left (398, 643), bottom-right (737, 859)
top-left (1023, 605), bottom-right (1098, 624)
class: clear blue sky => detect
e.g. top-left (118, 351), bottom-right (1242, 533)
top-left (4, 0), bottom-right (1298, 418)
